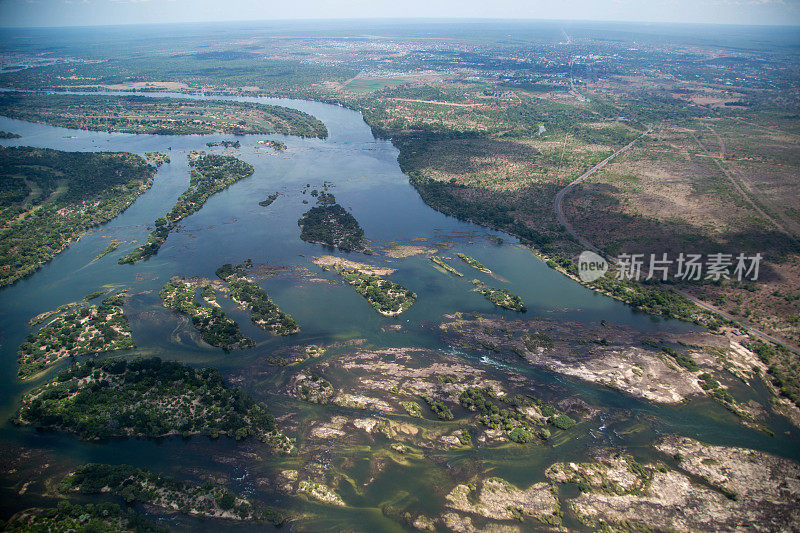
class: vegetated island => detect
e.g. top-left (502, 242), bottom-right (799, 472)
top-left (459, 386), bottom-right (571, 442)
top-left (3, 502), bottom-right (165, 533)
top-left (0, 130), bottom-right (21, 139)
top-left (0, 146), bottom-right (156, 287)
top-left (13, 357), bottom-right (293, 451)
top-left (430, 255), bottom-right (463, 277)
top-left (61, 463), bottom-right (285, 525)
top-left (472, 279), bottom-right (527, 312)
top-left (317, 257), bottom-right (416, 316)
top-left (456, 253), bottom-right (492, 274)
top-left (216, 262), bottom-right (300, 335)
top-left (298, 203), bottom-right (371, 253)
top-left (120, 153), bottom-right (253, 264)
top-left (0, 91), bottom-right (328, 137)
top-left (207, 140), bottom-right (240, 148)
top-left (18, 292), bottom-right (135, 380)
top-left (259, 192), bottom-right (279, 207)
top-left (257, 139), bottom-right (287, 151)
top-left (308, 185), bottom-right (336, 206)
top-left (160, 276), bottom-right (255, 350)
top-left (93, 242), bottom-right (119, 261)
top-left (144, 152), bottom-right (170, 166)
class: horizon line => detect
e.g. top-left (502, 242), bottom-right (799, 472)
top-left (2, 16), bottom-right (800, 31)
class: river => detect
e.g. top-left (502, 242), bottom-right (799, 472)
top-left (0, 93), bottom-right (796, 531)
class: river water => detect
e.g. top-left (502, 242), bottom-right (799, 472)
top-left (0, 93), bottom-right (797, 531)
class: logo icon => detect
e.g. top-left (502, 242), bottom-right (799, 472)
top-left (578, 250), bottom-right (608, 282)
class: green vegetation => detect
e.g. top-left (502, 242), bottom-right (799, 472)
top-left (401, 401), bottom-right (424, 418)
top-left (745, 339), bottom-right (800, 407)
top-left (345, 78), bottom-right (403, 92)
top-left (216, 263), bottom-right (300, 335)
top-left (120, 154), bottom-right (253, 263)
top-left (259, 192), bottom-right (279, 207)
top-left (0, 52), bottom-right (356, 96)
top-left (459, 387), bottom-right (575, 442)
top-left (330, 264), bottom-right (416, 316)
top-left (662, 346), bottom-right (700, 372)
top-left (0, 146), bottom-right (155, 287)
top-left (523, 332), bottom-right (554, 351)
top-left (430, 255), bottom-right (463, 276)
top-left (298, 203), bottom-right (370, 253)
top-left (456, 253), bottom-right (492, 274)
top-left (421, 394), bottom-right (454, 420)
top-left (590, 273), bottom-right (725, 327)
top-left (550, 414), bottom-right (577, 430)
top-left (144, 152), bottom-right (170, 166)
top-left (18, 293), bottom-right (135, 379)
top-left (14, 357), bottom-right (289, 447)
top-left (472, 279), bottom-right (527, 312)
top-left (258, 139), bottom-right (287, 150)
top-left (160, 277), bottom-right (254, 350)
top-left (293, 370), bottom-right (334, 404)
top-left (93, 242), bottom-right (119, 261)
top-left (61, 463), bottom-right (285, 524)
top-left (311, 188), bottom-right (336, 206)
top-left (3, 501), bottom-right (165, 533)
top-left (0, 130), bottom-right (21, 139)
top-left (0, 92), bottom-right (327, 137)
top-left (206, 140), bottom-right (240, 148)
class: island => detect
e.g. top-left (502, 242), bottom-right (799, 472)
top-left (0, 146), bottom-right (156, 287)
top-left (120, 153), bottom-right (254, 264)
top-left (207, 140), bottom-right (241, 148)
top-left (257, 139), bottom-right (287, 151)
top-left (144, 152), bottom-right (170, 166)
top-left (319, 258), bottom-right (416, 316)
top-left (0, 92), bottom-right (328, 137)
top-left (61, 463), bottom-right (285, 525)
top-left (18, 292), bottom-right (135, 380)
top-left (259, 192), bottom-right (279, 207)
top-left (298, 203), bottom-right (370, 253)
top-left (160, 276), bottom-right (255, 350)
top-left (216, 262), bottom-right (300, 335)
top-left (0, 130), bottom-right (21, 138)
top-left (472, 279), bottom-right (527, 312)
top-left (430, 256), bottom-right (463, 277)
top-left (13, 357), bottom-right (293, 450)
top-left (3, 502), bottom-right (165, 532)
top-left (456, 253), bottom-right (493, 274)
top-left (93, 242), bottom-right (119, 261)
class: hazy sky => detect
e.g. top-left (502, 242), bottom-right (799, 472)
top-left (0, 0), bottom-right (798, 28)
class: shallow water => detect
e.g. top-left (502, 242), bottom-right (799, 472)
top-left (0, 93), bottom-right (797, 530)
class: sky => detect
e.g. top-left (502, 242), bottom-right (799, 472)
top-left (0, 0), bottom-right (799, 28)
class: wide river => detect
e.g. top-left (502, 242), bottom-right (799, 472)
top-left (0, 93), bottom-right (797, 531)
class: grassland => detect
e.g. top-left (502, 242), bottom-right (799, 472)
top-left (0, 147), bottom-right (155, 287)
